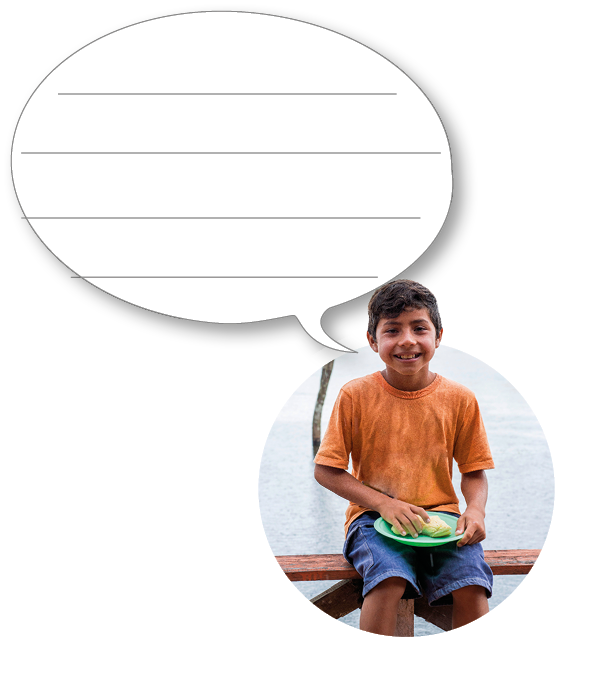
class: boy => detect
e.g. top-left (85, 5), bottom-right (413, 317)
top-left (314, 279), bottom-right (494, 635)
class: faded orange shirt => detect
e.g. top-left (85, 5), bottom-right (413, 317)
top-left (314, 372), bottom-right (494, 536)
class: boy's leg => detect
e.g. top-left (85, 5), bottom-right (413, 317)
top-left (418, 520), bottom-right (493, 628)
top-left (451, 585), bottom-right (489, 629)
top-left (343, 512), bottom-right (422, 635)
top-left (359, 577), bottom-right (407, 636)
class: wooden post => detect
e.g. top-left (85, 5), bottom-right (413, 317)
top-left (394, 599), bottom-right (415, 637)
top-left (312, 360), bottom-right (334, 456)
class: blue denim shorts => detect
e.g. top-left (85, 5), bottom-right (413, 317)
top-left (343, 511), bottom-right (493, 606)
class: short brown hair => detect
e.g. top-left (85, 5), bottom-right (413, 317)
top-left (367, 279), bottom-right (442, 338)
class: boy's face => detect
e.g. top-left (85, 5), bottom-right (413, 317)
top-left (367, 307), bottom-right (442, 391)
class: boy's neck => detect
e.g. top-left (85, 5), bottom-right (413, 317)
top-left (380, 367), bottom-right (437, 392)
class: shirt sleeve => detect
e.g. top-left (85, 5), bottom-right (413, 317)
top-left (453, 393), bottom-right (495, 473)
top-left (313, 388), bottom-right (353, 470)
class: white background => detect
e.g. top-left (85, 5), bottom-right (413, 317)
top-left (2, 2), bottom-right (600, 683)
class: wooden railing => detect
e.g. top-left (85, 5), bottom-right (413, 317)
top-left (276, 549), bottom-right (540, 636)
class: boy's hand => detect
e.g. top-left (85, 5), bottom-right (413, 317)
top-left (455, 507), bottom-right (486, 547)
top-left (379, 500), bottom-right (430, 539)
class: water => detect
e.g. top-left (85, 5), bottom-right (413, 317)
top-left (258, 345), bottom-right (554, 636)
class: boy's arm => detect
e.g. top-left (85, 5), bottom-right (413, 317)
top-left (456, 470), bottom-right (488, 547)
top-left (314, 464), bottom-right (431, 538)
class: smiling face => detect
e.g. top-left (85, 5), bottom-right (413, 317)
top-left (367, 307), bottom-right (442, 391)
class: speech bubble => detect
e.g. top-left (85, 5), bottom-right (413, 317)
top-left (12, 11), bottom-right (452, 351)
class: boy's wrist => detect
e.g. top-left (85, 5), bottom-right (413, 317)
top-left (360, 481), bottom-right (395, 514)
top-left (463, 504), bottom-right (486, 518)
top-left (372, 492), bottom-right (395, 517)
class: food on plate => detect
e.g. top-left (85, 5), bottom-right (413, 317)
top-left (421, 515), bottom-right (453, 537)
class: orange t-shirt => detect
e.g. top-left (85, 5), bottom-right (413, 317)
top-left (314, 372), bottom-right (494, 536)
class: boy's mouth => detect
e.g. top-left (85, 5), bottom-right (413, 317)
top-left (395, 353), bottom-right (421, 360)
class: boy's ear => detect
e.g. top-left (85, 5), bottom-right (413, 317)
top-left (367, 331), bottom-right (378, 352)
top-left (436, 327), bottom-right (443, 347)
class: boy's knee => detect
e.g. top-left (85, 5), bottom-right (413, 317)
top-left (367, 576), bottom-right (407, 602)
top-left (451, 584), bottom-right (489, 612)
top-left (451, 585), bottom-right (489, 627)
top-left (452, 584), bottom-right (487, 600)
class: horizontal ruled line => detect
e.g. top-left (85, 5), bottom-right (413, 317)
top-left (58, 92), bottom-right (398, 96)
top-left (70, 276), bottom-right (379, 279)
top-left (20, 151), bottom-right (441, 155)
top-left (24, 216), bottom-right (420, 220)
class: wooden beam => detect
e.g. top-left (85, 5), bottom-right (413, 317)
top-left (311, 579), bottom-right (363, 619)
top-left (484, 550), bottom-right (541, 575)
top-left (413, 596), bottom-right (453, 632)
top-left (276, 549), bottom-right (540, 581)
top-left (277, 554), bottom-right (360, 582)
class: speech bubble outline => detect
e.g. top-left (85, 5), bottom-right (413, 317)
top-left (11, 10), bottom-right (452, 352)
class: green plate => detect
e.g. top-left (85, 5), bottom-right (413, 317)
top-left (374, 512), bottom-right (464, 547)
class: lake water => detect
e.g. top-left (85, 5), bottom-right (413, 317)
top-left (258, 345), bottom-right (554, 636)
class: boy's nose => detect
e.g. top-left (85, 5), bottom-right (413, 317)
top-left (399, 331), bottom-right (417, 346)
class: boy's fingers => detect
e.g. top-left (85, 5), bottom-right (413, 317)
top-left (457, 529), bottom-right (472, 547)
top-left (410, 517), bottom-right (424, 535)
top-left (392, 523), bottom-right (406, 536)
top-left (398, 516), bottom-right (418, 538)
top-left (403, 520), bottom-right (416, 537)
top-left (455, 517), bottom-right (468, 545)
top-left (392, 506), bottom-right (431, 538)
top-left (467, 529), bottom-right (486, 545)
top-left (390, 518), bottom-right (409, 536)
top-left (457, 521), bottom-right (483, 546)
top-left (411, 505), bottom-right (431, 523)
